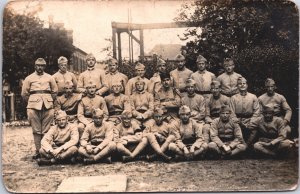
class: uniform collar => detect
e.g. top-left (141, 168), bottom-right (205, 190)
top-left (87, 67), bottom-right (95, 71)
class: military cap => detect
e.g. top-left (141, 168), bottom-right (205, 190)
top-left (64, 81), bottom-right (74, 88)
top-left (185, 78), bottom-right (196, 87)
top-left (237, 76), bottom-right (247, 84)
top-left (121, 110), bottom-right (133, 119)
top-left (35, 58), bottom-right (46, 65)
top-left (157, 58), bottom-right (166, 66)
top-left (135, 62), bottom-right (145, 70)
top-left (58, 56), bottom-right (68, 64)
top-left (223, 58), bottom-right (234, 67)
top-left (211, 79), bottom-right (221, 87)
top-left (56, 110), bottom-right (67, 120)
top-left (196, 55), bottom-right (207, 63)
top-left (109, 58), bottom-right (118, 65)
top-left (111, 80), bottom-right (123, 87)
top-left (175, 54), bottom-right (185, 61)
top-left (92, 108), bottom-right (104, 117)
top-left (179, 105), bottom-right (191, 114)
top-left (265, 78), bottom-right (276, 86)
top-left (263, 104), bottom-right (274, 113)
top-left (220, 105), bottom-right (232, 113)
top-left (86, 53), bottom-right (96, 61)
top-left (85, 80), bottom-right (96, 88)
top-left (153, 107), bottom-right (164, 116)
top-left (135, 77), bottom-right (145, 85)
top-left (159, 72), bottom-right (171, 81)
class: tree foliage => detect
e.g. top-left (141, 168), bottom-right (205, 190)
top-left (3, 8), bottom-right (74, 90)
top-left (175, 0), bottom-right (299, 128)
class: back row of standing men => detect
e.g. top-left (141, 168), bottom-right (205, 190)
top-left (21, 53), bottom-right (294, 164)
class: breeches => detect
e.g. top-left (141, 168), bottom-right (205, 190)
top-left (27, 108), bottom-right (54, 135)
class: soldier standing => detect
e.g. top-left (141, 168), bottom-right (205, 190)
top-left (125, 62), bottom-right (150, 95)
top-left (170, 54), bottom-right (193, 93)
top-left (37, 110), bottom-right (79, 165)
top-left (217, 58), bottom-right (242, 97)
top-left (21, 58), bottom-right (58, 159)
top-left (258, 78), bottom-right (292, 127)
top-left (52, 56), bottom-right (78, 96)
top-left (77, 53), bottom-right (108, 96)
top-left (190, 55), bottom-right (216, 99)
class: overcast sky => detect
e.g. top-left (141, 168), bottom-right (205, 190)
top-left (8, 0), bottom-right (190, 60)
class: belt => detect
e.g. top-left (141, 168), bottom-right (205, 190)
top-left (210, 113), bottom-right (219, 118)
top-left (196, 91), bottom-right (211, 95)
top-left (236, 113), bottom-right (253, 118)
top-left (110, 111), bottom-right (123, 116)
top-left (137, 109), bottom-right (147, 113)
top-left (83, 114), bottom-right (92, 118)
top-left (30, 90), bottom-right (51, 94)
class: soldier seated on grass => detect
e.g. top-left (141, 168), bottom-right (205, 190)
top-left (142, 107), bottom-right (179, 162)
top-left (37, 110), bottom-right (79, 165)
top-left (208, 105), bottom-right (247, 159)
top-left (113, 111), bottom-right (148, 163)
top-left (78, 108), bottom-right (116, 164)
top-left (247, 105), bottom-right (294, 158)
top-left (169, 105), bottom-right (208, 161)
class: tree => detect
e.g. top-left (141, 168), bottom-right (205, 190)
top-left (175, 0), bottom-right (298, 131)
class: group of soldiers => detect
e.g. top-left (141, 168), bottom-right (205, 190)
top-left (21, 53), bottom-right (295, 165)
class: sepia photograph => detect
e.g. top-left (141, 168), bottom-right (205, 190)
top-left (2, 0), bottom-right (299, 192)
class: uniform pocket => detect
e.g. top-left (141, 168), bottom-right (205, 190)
top-left (28, 96), bottom-right (40, 102)
top-left (46, 96), bottom-right (54, 102)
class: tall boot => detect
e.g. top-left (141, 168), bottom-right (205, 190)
top-left (116, 143), bottom-right (132, 156)
top-left (94, 143), bottom-right (116, 161)
top-left (33, 134), bottom-right (42, 159)
top-left (131, 137), bottom-right (148, 158)
top-left (59, 146), bottom-right (78, 160)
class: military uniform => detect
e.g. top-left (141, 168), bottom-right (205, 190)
top-left (208, 117), bottom-right (247, 157)
top-left (205, 94), bottom-right (231, 123)
top-left (77, 67), bottom-right (108, 95)
top-left (258, 93), bottom-right (292, 122)
top-left (125, 77), bottom-right (150, 95)
top-left (104, 71), bottom-right (128, 94)
top-left (21, 58), bottom-right (58, 156)
top-left (249, 116), bottom-right (293, 156)
top-left (154, 87), bottom-right (181, 121)
top-left (55, 93), bottom-right (82, 122)
top-left (191, 70), bottom-right (215, 98)
top-left (77, 95), bottom-right (108, 135)
top-left (182, 93), bottom-right (206, 122)
top-left (217, 72), bottom-right (242, 97)
top-left (78, 121), bottom-right (116, 161)
top-left (52, 71), bottom-right (77, 96)
top-left (170, 67), bottom-right (193, 92)
top-left (39, 120), bottom-right (79, 162)
top-left (105, 93), bottom-right (131, 119)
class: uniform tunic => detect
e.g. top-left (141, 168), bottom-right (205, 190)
top-left (55, 93), bottom-right (82, 116)
top-left (105, 94), bottom-right (131, 116)
top-left (21, 72), bottom-right (58, 134)
top-left (52, 70), bottom-right (77, 95)
top-left (77, 67), bottom-right (107, 94)
top-left (113, 121), bottom-right (142, 144)
top-left (191, 70), bottom-right (216, 94)
top-left (149, 73), bottom-right (174, 94)
top-left (41, 123), bottom-right (79, 152)
top-left (170, 67), bottom-right (193, 92)
top-left (258, 93), bottom-right (292, 122)
top-left (173, 119), bottom-right (205, 149)
top-left (77, 95), bottom-right (108, 125)
top-left (182, 93), bottom-right (206, 122)
top-left (125, 76), bottom-right (150, 95)
top-left (80, 121), bottom-right (114, 148)
top-left (143, 120), bottom-right (178, 140)
top-left (210, 118), bottom-right (245, 148)
top-left (205, 94), bottom-right (231, 123)
top-left (217, 72), bottom-right (242, 96)
top-left (103, 71), bottom-right (128, 93)
top-left (230, 92), bottom-right (261, 127)
top-left (130, 91), bottom-right (154, 120)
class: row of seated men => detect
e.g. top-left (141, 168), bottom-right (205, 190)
top-left (21, 54), bottom-right (294, 164)
top-left (37, 102), bottom-right (294, 166)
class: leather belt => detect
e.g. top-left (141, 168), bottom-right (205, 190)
top-left (196, 91), bottom-right (211, 95)
top-left (30, 90), bottom-right (51, 94)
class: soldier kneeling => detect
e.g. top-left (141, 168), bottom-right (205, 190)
top-left (37, 110), bottom-right (79, 165)
top-left (78, 108), bottom-right (116, 164)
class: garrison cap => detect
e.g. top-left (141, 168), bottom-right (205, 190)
top-left (92, 108), bottom-right (104, 117)
top-left (263, 104), bottom-right (274, 113)
top-left (64, 81), bottom-right (74, 88)
top-left (237, 77), bottom-right (247, 84)
top-left (35, 58), bottom-right (46, 65)
top-left (135, 77), bottom-right (145, 85)
top-left (58, 56), bottom-right (68, 64)
top-left (157, 58), bottom-right (166, 66)
top-left (121, 110), bottom-right (133, 119)
top-left (185, 78), bottom-right (196, 87)
top-left (159, 72), bottom-right (171, 81)
top-left (86, 53), bottom-right (96, 61)
top-left (56, 110), bottom-right (67, 120)
top-left (196, 55), bottom-right (207, 63)
top-left (175, 54), bottom-right (185, 61)
top-left (220, 105), bottom-right (232, 113)
top-left (211, 80), bottom-right (221, 87)
top-left (135, 62), bottom-right (145, 70)
top-left (265, 78), bottom-right (276, 86)
top-left (85, 80), bottom-right (96, 88)
top-left (179, 105), bottom-right (191, 114)
top-left (109, 58), bottom-right (118, 65)
top-left (223, 58), bottom-right (234, 67)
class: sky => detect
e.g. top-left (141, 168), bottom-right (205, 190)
top-left (8, 0), bottom-right (191, 60)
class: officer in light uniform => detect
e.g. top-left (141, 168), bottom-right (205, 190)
top-left (21, 58), bottom-right (58, 159)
